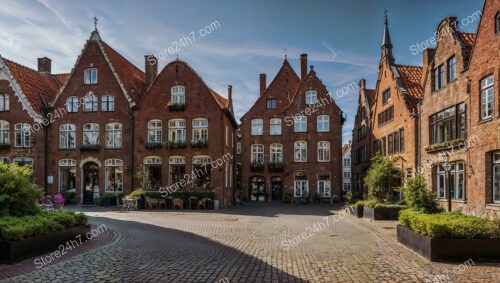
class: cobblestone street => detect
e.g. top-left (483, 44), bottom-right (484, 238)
top-left (1, 204), bottom-right (499, 282)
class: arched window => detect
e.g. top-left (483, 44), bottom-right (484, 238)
top-left (294, 141), bottom-right (307, 162)
top-left (251, 119), bottom-right (263, 135)
top-left (270, 118), bottom-right (281, 135)
top-left (318, 141), bottom-right (330, 162)
top-left (0, 94), bottom-right (9, 111)
top-left (148, 120), bottom-right (162, 143)
top-left (105, 159), bottom-right (123, 192)
top-left (0, 120), bottom-right (9, 144)
top-left (83, 123), bottom-right (99, 145)
top-left (168, 119), bottom-right (186, 144)
top-left (144, 156), bottom-right (162, 190)
top-left (270, 143), bottom-right (283, 163)
top-left (251, 144), bottom-right (264, 164)
top-left (58, 159), bottom-right (76, 192)
top-left (106, 123), bottom-right (122, 148)
top-left (294, 171), bottom-right (309, 197)
top-left (60, 124), bottom-right (76, 149)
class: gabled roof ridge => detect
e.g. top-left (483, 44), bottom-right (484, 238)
top-left (99, 40), bottom-right (144, 76)
top-left (394, 63), bottom-right (422, 69)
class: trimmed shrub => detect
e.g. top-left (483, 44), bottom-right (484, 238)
top-left (355, 200), bottom-right (406, 209)
top-left (398, 210), bottom-right (499, 239)
top-left (363, 153), bottom-right (401, 202)
top-left (399, 174), bottom-right (439, 213)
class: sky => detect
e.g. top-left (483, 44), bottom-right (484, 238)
top-left (0, 0), bottom-right (483, 145)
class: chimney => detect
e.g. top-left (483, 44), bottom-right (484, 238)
top-left (259, 73), bottom-right (266, 96)
top-left (422, 48), bottom-right (435, 85)
top-left (37, 57), bottom-right (51, 74)
top-left (300, 54), bottom-right (307, 79)
top-left (228, 85), bottom-right (232, 101)
top-left (145, 55), bottom-right (158, 88)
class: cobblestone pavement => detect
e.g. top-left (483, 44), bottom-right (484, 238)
top-left (1, 203), bottom-right (499, 283)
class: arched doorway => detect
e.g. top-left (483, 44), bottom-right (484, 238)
top-left (83, 162), bottom-right (99, 204)
top-left (271, 177), bottom-right (282, 201)
top-left (249, 176), bottom-right (266, 201)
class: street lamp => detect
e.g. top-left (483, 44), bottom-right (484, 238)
top-left (442, 152), bottom-right (452, 212)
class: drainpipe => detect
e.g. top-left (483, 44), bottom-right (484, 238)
top-left (220, 111), bottom-right (225, 207)
top-left (129, 108), bottom-right (135, 191)
top-left (39, 93), bottom-right (49, 195)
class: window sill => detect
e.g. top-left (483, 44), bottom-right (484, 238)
top-left (436, 199), bottom-right (466, 203)
top-left (485, 204), bottom-right (500, 210)
top-left (478, 117), bottom-right (493, 125)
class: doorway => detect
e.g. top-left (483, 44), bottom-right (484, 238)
top-left (83, 162), bottom-right (99, 204)
top-left (271, 177), bottom-right (282, 201)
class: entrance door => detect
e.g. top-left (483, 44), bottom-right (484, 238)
top-left (249, 176), bottom-right (266, 201)
top-left (271, 177), bottom-right (282, 201)
top-left (83, 162), bottom-right (99, 204)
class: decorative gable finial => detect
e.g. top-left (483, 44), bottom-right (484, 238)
top-left (90, 16), bottom-right (101, 41)
top-left (94, 16), bottom-right (98, 31)
top-left (284, 48), bottom-right (287, 59)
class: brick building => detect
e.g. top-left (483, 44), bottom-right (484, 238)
top-left (466, 0), bottom-right (500, 218)
top-left (237, 54), bottom-right (343, 202)
top-left (351, 79), bottom-right (375, 195)
top-left (418, 17), bottom-right (476, 211)
top-left (342, 141), bottom-right (352, 193)
top-left (135, 57), bottom-right (237, 207)
top-left (0, 55), bottom-right (66, 188)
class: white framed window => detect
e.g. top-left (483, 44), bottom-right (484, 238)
top-left (58, 159), bottom-right (76, 192)
top-left (493, 152), bottom-right (500, 203)
top-left (13, 157), bottom-right (33, 179)
top-left (270, 118), bottom-right (281, 135)
top-left (318, 171), bottom-right (331, 197)
top-left (60, 124), bottom-right (76, 149)
top-left (0, 94), bottom-right (9, 111)
top-left (83, 123), bottom-right (99, 145)
top-left (251, 144), bottom-right (264, 164)
top-left (192, 156), bottom-right (212, 189)
top-left (143, 156), bottom-right (162, 190)
top-left (436, 162), bottom-right (465, 200)
top-left (294, 171), bottom-right (309, 197)
top-left (192, 118), bottom-right (208, 141)
top-left (225, 126), bottom-right (229, 147)
top-left (481, 75), bottom-right (494, 120)
top-left (102, 95), bottom-right (115, 112)
top-left (66, 96), bottom-right (78, 113)
top-left (270, 143), bottom-right (283, 163)
top-left (318, 141), bottom-right (330, 162)
top-left (294, 141), bottom-right (307, 162)
top-left (294, 115), bottom-right (307, 132)
top-left (0, 157), bottom-right (9, 164)
top-left (0, 121), bottom-right (9, 144)
top-left (447, 56), bottom-right (456, 82)
top-left (83, 93), bottom-right (98, 112)
top-left (105, 159), bottom-right (123, 192)
top-left (171, 85), bottom-right (185, 104)
top-left (14, 123), bottom-right (30, 148)
top-left (106, 123), bottom-right (122, 148)
top-left (317, 115), bottom-right (329, 132)
top-left (236, 142), bottom-right (241, 154)
top-left (169, 156), bottom-right (186, 187)
top-left (148, 120), bottom-right (162, 143)
top-left (84, 68), bottom-right (98, 84)
top-left (251, 119), bottom-right (263, 136)
top-left (168, 119), bottom-right (186, 143)
top-left (305, 90), bottom-right (317, 105)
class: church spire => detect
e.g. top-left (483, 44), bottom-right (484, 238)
top-left (381, 10), bottom-right (395, 64)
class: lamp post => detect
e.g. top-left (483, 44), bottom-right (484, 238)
top-left (442, 152), bottom-right (452, 212)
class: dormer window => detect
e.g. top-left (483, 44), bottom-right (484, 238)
top-left (305, 90), bottom-right (317, 105)
top-left (0, 94), bottom-right (9, 111)
top-left (84, 68), bottom-right (97, 85)
top-left (171, 86), bottom-right (185, 105)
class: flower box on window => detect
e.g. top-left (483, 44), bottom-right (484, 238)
top-left (145, 142), bottom-right (163, 149)
top-left (424, 138), bottom-right (465, 153)
top-left (167, 102), bottom-right (185, 111)
top-left (191, 139), bottom-right (208, 148)
top-left (165, 140), bottom-right (186, 149)
top-left (79, 144), bottom-right (101, 151)
top-left (0, 143), bottom-right (10, 150)
top-left (250, 161), bottom-right (264, 172)
top-left (268, 162), bottom-right (284, 172)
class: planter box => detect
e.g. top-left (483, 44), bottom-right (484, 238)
top-left (397, 225), bottom-right (500, 262)
top-left (363, 206), bottom-right (402, 220)
top-left (351, 205), bottom-right (363, 218)
top-left (0, 224), bottom-right (91, 264)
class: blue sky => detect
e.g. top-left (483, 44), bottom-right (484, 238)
top-left (0, 0), bottom-right (483, 144)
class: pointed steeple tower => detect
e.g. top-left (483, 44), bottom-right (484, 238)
top-left (381, 11), bottom-right (395, 65)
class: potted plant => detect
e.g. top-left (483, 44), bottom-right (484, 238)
top-left (53, 193), bottom-right (65, 210)
top-left (130, 189), bottom-right (147, 209)
top-left (145, 142), bottom-right (163, 149)
top-left (191, 139), bottom-right (208, 148)
top-left (269, 162), bottom-right (284, 172)
top-left (250, 161), bottom-right (264, 172)
top-left (167, 102), bottom-right (185, 111)
top-left (79, 144), bottom-right (101, 151)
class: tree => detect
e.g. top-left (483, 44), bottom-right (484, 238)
top-left (399, 174), bottom-right (439, 213)
top-left (363, 152), bottom-right (401, 202)
top-left (0, 163), bottom-right (43, 217)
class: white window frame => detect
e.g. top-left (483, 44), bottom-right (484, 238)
top-left (58, 159), bottom-right (76, 192)
top-left (0, 157), bottom-right (9, 164)
top-left (294, 141), bottom-right (307, 162)
top-left (171, 86), bottom-right (185, 104)
top-left (318, 141), bottom-right (330, 162)
top-left (83, 123), bottom-right (99, 145)
top-left (318, 172), bottom-right (331, 197)
top-left (105, 159), bottom-right (123, 193)
top-left (251, 144), bottom-right (264, 164)
top-left (59, 124), bottom-right (76, 149)
top-left (102, 95), bottom-right (115, 112)
top-left (236, 142), bottom-right (241, 155)
top-left (148, 120), bottom-right (162, 143)
top-left (251, 119), bottom-right (263, 136)
top-left (480, 75), bottom-right (494, 120)
top-left (0, 94), bottom-right (9, 111)
top-left (294, 115), bottom-right (307, 132)
top-left (270, 143), bottom-right (283, 163)
top-left (83, 93), bottom-right (98, 112)
top-left (168, 119), bottom-right (186, 143)
top-left (436, 162), bottom-right (465, 200)
top-left (106, 123), bottom-right (122, 149)
top-left (294, 171), bottom-right (309, 197)
top-left (14, 123), bottom-right (30, 148)
top-left (270, 118), bottom-right (282, 135)
top-left (84, 68), bottom-right (98, 85)
top-left (192, 118), bottom-right (208, 141)
top-left (317, 115), bottom-right (330, 132)
top-left (493, 152), bottom-right (500, 203)
top-left (66, 96), bottom-right (78, 113)
top-left (305, 90), bottom-right (317, 105)
top-left (0, 120), bottom-right (9, 144)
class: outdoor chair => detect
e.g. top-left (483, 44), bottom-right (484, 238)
top-left (198, 197), bottom-right (212, 209)
top-left (172, 198), bottom-right (184, 209)
top-left (188, 196), bottom-right (199, 209)
top-left (146, 196), bottom-right (160, 209)
top-left (165, 197), bottom-right (173, 209)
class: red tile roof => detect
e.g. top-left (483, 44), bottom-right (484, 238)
top-left (394, 64), bottom-right (423, 110)
top-left (100, 41), bottom-right (145, 101)
top-left (342, 143), bottom-right (351, 155)
top-left (210, 89), bottom-right (229, 109)
top-left (54, 73), bottom-right (69, 85)
top-left (4, 58), bottom-right (63, 114)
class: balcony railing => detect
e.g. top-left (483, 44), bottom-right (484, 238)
top-left (79, 144), bottom-right (101, 151)
top-left (165, 140), bottom-right (187, 149)
top-left (250, 162), bottom-right (264, 172)
top-left (191, 139), bottom-right (208, 148)
top-left (167, 102), bottom-right (185, 111)
top-left (268, 162), bottom-right (284, 172)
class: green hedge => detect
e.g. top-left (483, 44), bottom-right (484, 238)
top-left (399, 209), bottom-right (500, 239)
top-left (355, 200), bottom-right (407, 209)
top-left (0, 211), bottom-right (88, 241)
top-left (146, 191), bottom-right (215, 200)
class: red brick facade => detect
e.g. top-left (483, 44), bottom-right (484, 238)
top-left (237, 55), bottom-right (343, 202)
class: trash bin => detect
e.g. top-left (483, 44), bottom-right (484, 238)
top-left (213, 200), bottom-right (220, 210)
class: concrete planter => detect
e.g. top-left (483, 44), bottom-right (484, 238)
top-left (0, 224), bottom-right (91, 264)
top-left (363, 206), bottom-right (402, 220)
top-left (397, 225), bottom-right (500, 262)
top-left (350, 205), bottom-right (363, 218)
